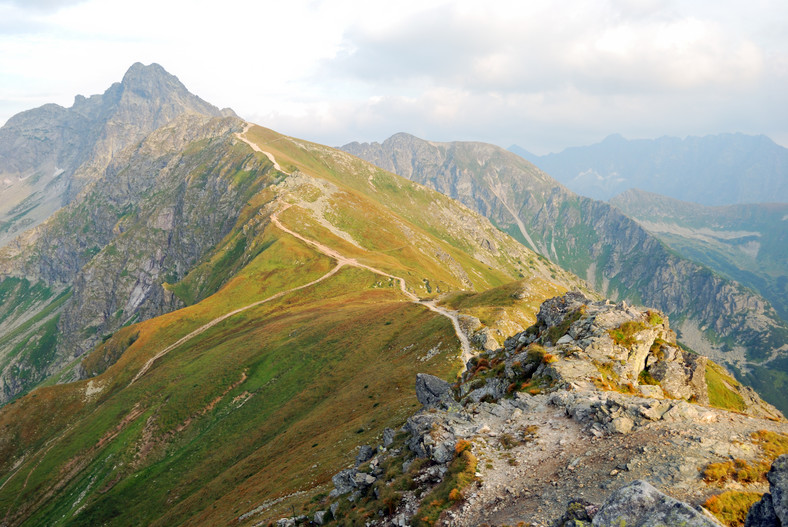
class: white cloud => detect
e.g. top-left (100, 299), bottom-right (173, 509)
top-left (0, 0), bottom-right (786, 153)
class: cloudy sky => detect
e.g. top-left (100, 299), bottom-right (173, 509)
top-left (0, 0), bottom-right (786, 153)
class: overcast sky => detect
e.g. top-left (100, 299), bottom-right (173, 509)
top-left (0, 0), bottom-right (786, 154)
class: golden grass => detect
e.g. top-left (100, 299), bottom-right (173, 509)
top-left (704, 491), bottom-right (762, 527)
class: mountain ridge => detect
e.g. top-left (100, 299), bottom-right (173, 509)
top-left (341, 133), bottom-right (788, 412)
top-left (0, 113), bottom-right (592, 526)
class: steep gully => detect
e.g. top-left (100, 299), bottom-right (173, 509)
top-left (130, 125), bottom-right (471, 385)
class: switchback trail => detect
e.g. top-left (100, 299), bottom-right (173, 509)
top-left (130, 125), bottom-right (472, 384)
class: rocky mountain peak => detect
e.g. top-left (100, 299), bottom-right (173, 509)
top-left (0, 62), bottom-right (236, 247)
top-left (121, 61), bottom-right (176, 90)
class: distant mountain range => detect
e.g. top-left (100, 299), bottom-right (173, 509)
top-left (510, 133), bottom-right (788, 205)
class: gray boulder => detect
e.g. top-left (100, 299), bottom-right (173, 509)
top-left (329, 469), bottom-right (356, 497)
top-left (355, 445), bottom-right (375, 466)
top-left (770, 455), bottom-right (788, 523)
top-left (415, 373), bottom-right (455, 409)
top-left (746, 454), bottom-right (788, 526)
top-left (536, 291), bottom-right (590, 329)
top-left (592, 480), bottom-right (723, 526)
top-left (745, 493), bottom-right (778, 527)
top-left (383, 427), bottom-right (395, 447)
top-left (313, 510), bottom-right (329, 525)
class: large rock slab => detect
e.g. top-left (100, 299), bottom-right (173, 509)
top-left (592, 480), bottom-right (723, 526)
top-left (415, 373), bottom-right (455, 409)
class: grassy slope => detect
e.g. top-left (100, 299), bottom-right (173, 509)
top-left (0, 125), bottom-right (585, 526)
top-left (0, 278), bottom-right (71, 397)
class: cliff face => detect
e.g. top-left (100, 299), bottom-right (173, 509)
top-left (610, 189), bottom-right (788, 324)
top-left (342, 134), bottom-right (788, 412)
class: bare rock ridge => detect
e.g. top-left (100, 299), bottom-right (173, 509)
top-left (301, 292), bottom-right (786, 526)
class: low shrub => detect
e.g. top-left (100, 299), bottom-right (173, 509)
top-left (608, 320), bottom-right (647, 347)
top-left (646, 310), bottom-right (664, 326)
top-left (455, 439), bottom-right (472, 455)
top-left (704, 491), bottom-right (763, 527)
top-left (638, 369), bottom-right (659, 385)
top-left (413, 447), bottom-right (478, 526)
top-left (526, 343), bottom-right (547, 364)
top-left (499, 433), bottom-right (518, 450)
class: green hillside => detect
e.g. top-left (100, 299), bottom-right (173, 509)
top-left (0, 123), bottom-right (588, 526)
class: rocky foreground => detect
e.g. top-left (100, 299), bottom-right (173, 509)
top-left (277, 292), bottom-right (788, 526)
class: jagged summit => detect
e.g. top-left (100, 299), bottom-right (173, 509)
top-left (0, 62), bottom-right (236, 247)
top-left (113, 61), bottom-right (231, 118)
top-left (122, 61), bottom-right (174, 85)
top-left (313, 292), bottom-right (786, 526)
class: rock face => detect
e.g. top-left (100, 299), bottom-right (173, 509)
top-left (341, 133), bottom-right (788, 413)
top-left (415, 373), bottom-right (456, 409)
top-left (592, 480), bottom-right (723, 526)
top-left (0, 62), bottom-right (231, 248)
top-left (455, 291), bottom-right (778, 420)
top-left (746, 455), bottom-right (788, 526)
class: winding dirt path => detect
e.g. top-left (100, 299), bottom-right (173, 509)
top-left (129, 253), bottom-right (345, 384)
top-left (129, 128), bottom-right (472, 384)
top-left (235, 124), bottom-right (290, 174)
top-left (271, 202), bottom-right (472, 362)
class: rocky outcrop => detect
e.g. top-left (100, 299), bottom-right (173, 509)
top-left (311, 293), bottom-right (786, 526)
top-left (415, 373), bottom-right (457, 410)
